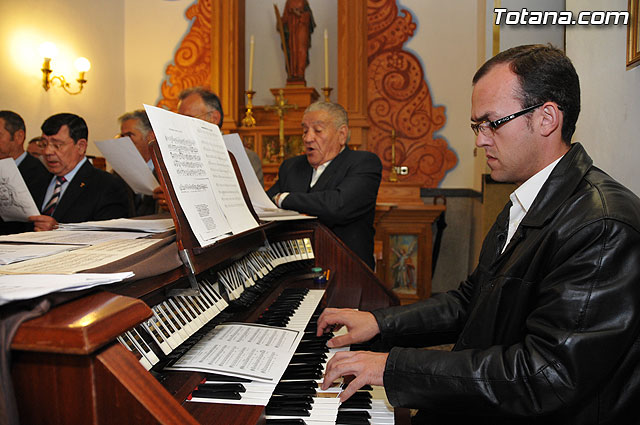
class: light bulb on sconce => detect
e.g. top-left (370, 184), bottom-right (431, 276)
top-left (39, 42), bottom-right (91, 95)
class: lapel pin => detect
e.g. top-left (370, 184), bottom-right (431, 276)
top-left (80, 182), bottom-right (86, 188)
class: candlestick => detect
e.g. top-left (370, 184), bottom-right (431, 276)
top-left (324, 29), bottom-right (329, 89)
top-left (242, 90), bottom-right (256, 127)
top-left (389, 129), bottom-right (398, 182)
top-left (248, 35), bottom-right (255, 92)
top-left (321, 87), bottom-right (332, 102)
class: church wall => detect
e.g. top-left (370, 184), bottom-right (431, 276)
top-left (567, 0), bottom-right (640, 197)
top-left (124, 0), bottom-right (192, 112)
top-left (0, 0), bottom-right (125, 157)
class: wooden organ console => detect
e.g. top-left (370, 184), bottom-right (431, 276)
top-left (8, 144), bottom-right (411, 424)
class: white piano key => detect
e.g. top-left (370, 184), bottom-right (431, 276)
top-left (143, 317), bottom-right (174, 355)
top-left (167, 297), bottom-right (198, 336)
top-left (117, 334), bottom-right (153, 371)
top-left (127, 328), bottom-right (160, 366)
top-left (158, 301), bottom-right (190, 341)
top-left (153, 305), bottom-right (186, 348)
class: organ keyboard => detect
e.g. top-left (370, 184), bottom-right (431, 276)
top-left (9, 220), bottom-right (409, 425)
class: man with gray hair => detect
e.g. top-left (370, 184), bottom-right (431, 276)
top-left (267, 101), bottom-right (382, 268)
top-left (118, 109), bottom-right (163, 216)
top-left (177, 87), bottom-right (264, 185)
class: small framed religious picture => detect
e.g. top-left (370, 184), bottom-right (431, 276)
top-left (628, 0), bottom-right (640, 67)
top-left (389, 234), bottom-right (419, 296)
top-left (377, 223), bottom-right (432, 305)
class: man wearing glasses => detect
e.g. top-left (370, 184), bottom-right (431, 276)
top-left (29, 113), bottom-right (129, 231)
top-left (316, 45), bottom-right (640, 424)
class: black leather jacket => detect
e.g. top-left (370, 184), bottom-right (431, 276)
top-left (372, 144), bottom-right (640, 424)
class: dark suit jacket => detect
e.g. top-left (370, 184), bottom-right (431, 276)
top-left (0, 154), bottom-right (52, 235)
top-left (35, 160), bottom-right (130, 223)
top-left (267, 148), bottom-right (382, 268)
top-left (19, 153), bottom-right (52, 203)
top-left (116, 170), bottom-right (158, 218)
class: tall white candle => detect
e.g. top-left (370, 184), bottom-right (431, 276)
top-left (324, 29), bottom-right (329, 88)
top-left (248, 35), bottom-right (255, 92)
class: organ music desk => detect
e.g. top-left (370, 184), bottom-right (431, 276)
top-left (8, 145), bottom-right (410, 424)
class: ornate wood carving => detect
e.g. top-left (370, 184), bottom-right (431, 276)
top-left (157, 0), bottom-right (213, 112)
top-left (157, 0), bottom-right (456, 187)
top-left (367, 0), bottom-right (457, 187)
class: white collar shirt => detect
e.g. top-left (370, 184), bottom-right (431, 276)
top-left (503, 155), bottom-right (563, 253)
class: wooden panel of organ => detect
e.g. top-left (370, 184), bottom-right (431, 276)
top-left (8, 143), bottom-right (409, 425)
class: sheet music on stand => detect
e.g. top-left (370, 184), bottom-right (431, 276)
top-left (222, 134), bottom-right (314, 221)
top-left (144, 105), bottom-right (259, 247)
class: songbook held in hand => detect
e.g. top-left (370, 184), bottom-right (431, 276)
top-left (95, 137), bottom-right (159, 196)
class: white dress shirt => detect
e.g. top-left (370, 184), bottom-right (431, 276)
top-left (503, 156), bottom-right (563, 252)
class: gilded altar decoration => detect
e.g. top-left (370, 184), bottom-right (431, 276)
top-left (367, 0), bottom-right (457, 187)
top-left (157, 0), bottom-right (212, 111)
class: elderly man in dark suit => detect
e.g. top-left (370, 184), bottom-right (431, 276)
top-left (29, 113), bottom-right (129, 231)
top-left (267, 101), bottom-right (382, 268)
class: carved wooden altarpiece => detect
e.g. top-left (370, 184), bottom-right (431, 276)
top-left (367, 0), bottom-right (457, 186)
top-left (155, 0), bottom-right (457, 189)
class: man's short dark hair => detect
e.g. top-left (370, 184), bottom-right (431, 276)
top-left (41, 113), bottom-right (88, 143)
top-left (0, 110), bottom-right (26, 138)
top-left (473, 44), bottom-right (580, 144)
top-left (178, 87), bottom-right (224, 125)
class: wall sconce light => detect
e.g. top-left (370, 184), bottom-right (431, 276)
top-left (39, 42), bottom-right (91, 95)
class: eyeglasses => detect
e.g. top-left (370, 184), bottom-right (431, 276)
top-left (192, 110), bottom-right (214, 120)
top-left (36, 139), bottom-right (72, 151)
top-left (471, 103), bottom-right (544, 136)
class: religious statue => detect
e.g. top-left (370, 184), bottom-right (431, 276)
top-left (275, 0), bottom-right (316, 85)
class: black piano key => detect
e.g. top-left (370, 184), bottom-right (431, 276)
top-left (204, 373), bottom-right (251, 383)
top-left (338, 399), bottom-right (372, 409)
top-left (265, 406), bottom-right (311, 417)
top-left (197, 383), bottom-right (246, 392)
top-left (265, 420), bottom-right (307, 425)
top-left (190, 389), bottom-right (242, 400)
top-left (336, 410), bottom-right (371, 425)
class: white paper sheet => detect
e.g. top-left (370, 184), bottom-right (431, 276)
top-left (57, 218), bottom-right (174, 233)
top-left (0, 244), bottom-right (79, 265)
top-left (0, 158), bottom-right (40, 221)
top-left (166, 323), bottom-right (300, 382)
top-left (0, 238), bottom-right (159, 274)
top-left (222, 134), bottom-right (275, 210)
top-left (222, 134), bottom-right (314, 221)
top-left (144, 105), bottom-right (258, 245)
top-left (95, 137), bottom-right (159, 195)
top-left (0, 230), bottom-right (154, 245)
top-left (0, 272), bottom-right (134, 306)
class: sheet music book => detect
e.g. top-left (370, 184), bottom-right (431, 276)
top-left (222, 134), bottom-right (314, 222)
top-left (144, 105), bottom-right (259, 247)
top-left (0, 158), bottom-right (40, 221)
top-left (95, 137), bottom-right (159, 196)
top-left (0, 239), bottom-right (160, 274)
top-left (165, 323), bottom-right (300, 382)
